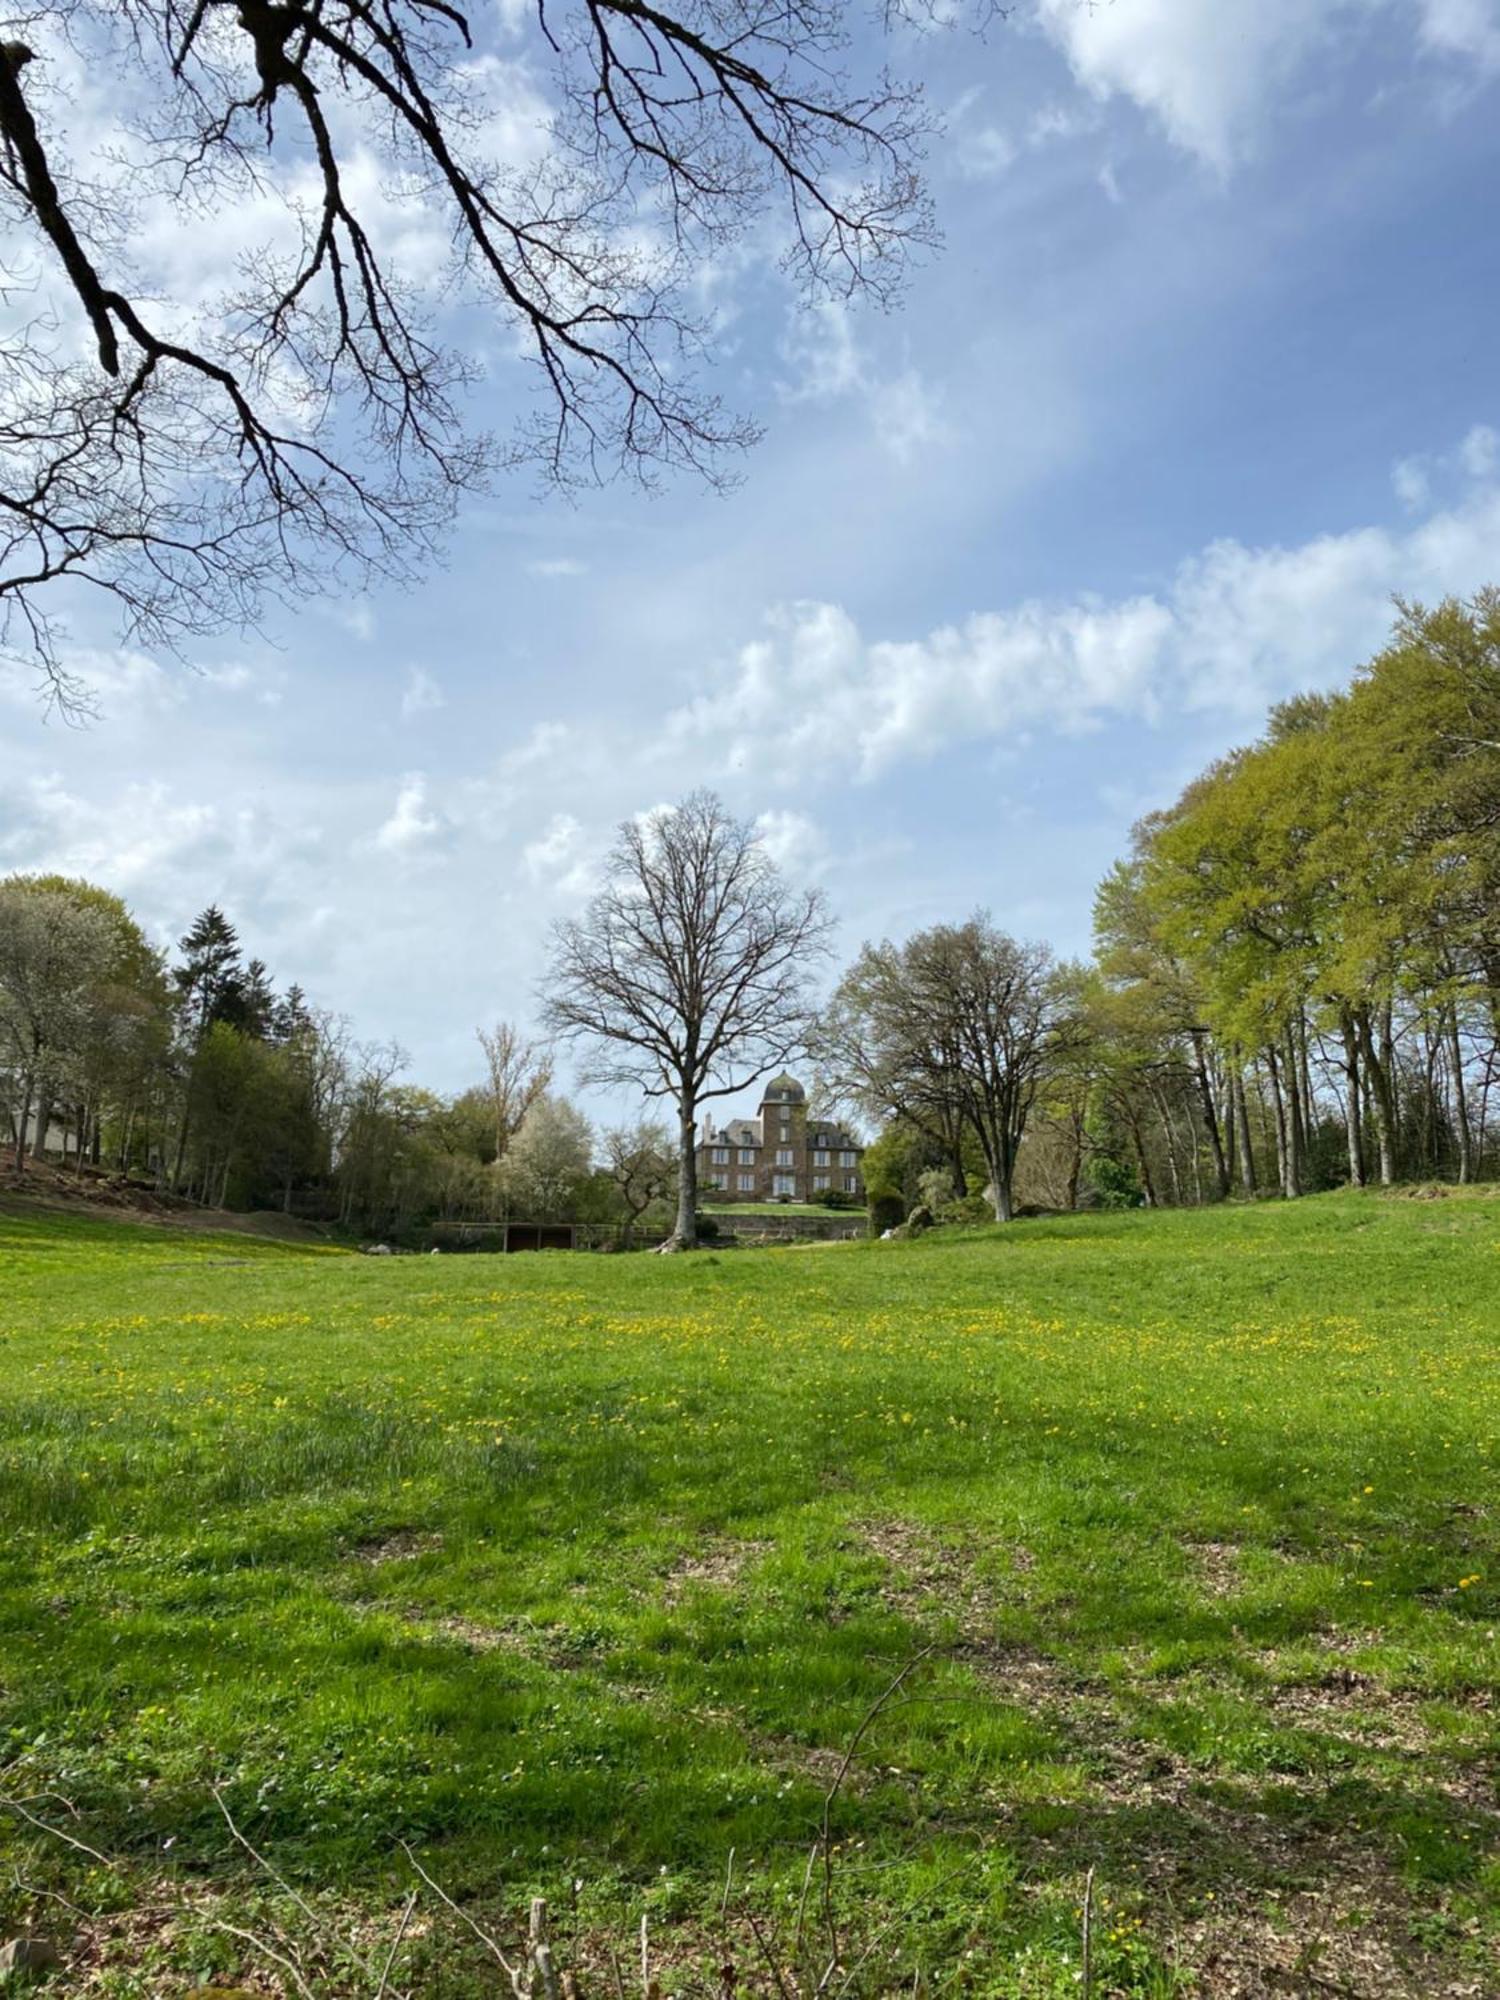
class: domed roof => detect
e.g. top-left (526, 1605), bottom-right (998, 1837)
top-left (760, 1072), bottom-right (806, 1104)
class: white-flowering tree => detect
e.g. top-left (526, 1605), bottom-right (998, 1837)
top-left (0, 879), bottom-right (121, 1170)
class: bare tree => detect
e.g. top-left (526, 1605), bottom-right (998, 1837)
top-left (0, 0), bottom-right (935, 708)
top-left (822, 914), bottom-right (1064, 1223)
top-left (543, 790), bottom-right (833, 1247)
top-left (814, 943), bottom-right (973, 1193)
top-left (475, 1021), bottom-right (552, 1164)
top-left (603, 1118), bottom-right (674, 1246)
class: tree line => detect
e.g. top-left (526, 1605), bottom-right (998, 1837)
top-left (835, 593), bottom-right (1500, 1221)
top-left (0, 890), bottom-right (675, 1241)
top-left (5, 595), bottom-right (1496, 1243)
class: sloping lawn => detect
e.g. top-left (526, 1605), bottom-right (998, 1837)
top-left (0, 1193), bottom-right (1496, 1995)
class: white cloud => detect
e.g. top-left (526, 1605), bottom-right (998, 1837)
top-left (1033, 0), bottom-right (1500, 168)
top-left (778, 301), bottom-right (867, 403)
top-left (870, 372), bottom-right (952, 465)
top-left (753, 808), bottom-right (829, 875)
top-left (667, 452), bottom-right (1500, 780)
top-left (1098, 161), bottom-right (1123, 205)
top-left (1460, 423), bottom-right (1499, 478)
top-left (958, 125), bottom-right (1020, 178)
top-left (1034, 0), bottom-right (1335, 170)
top-left (526, 557), bottom-right (589, 579)
top-left (778, 306), bottom-right (950, 464)
top-left (1417, 0), bottom-right (1500, 66)
top-left (1392, 456), bottom-right (1431, 511)
top-left (521, 812), bottom-right (596, 895)
top-left (333, 600), bottom-right (378, 642)
top-left (401, 668), bottom-right (447, 718)
top-left (372, 773), bottom-right (446, 854)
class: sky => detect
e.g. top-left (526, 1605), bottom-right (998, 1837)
top-left (3, 0), bottom-right (1500, 1117)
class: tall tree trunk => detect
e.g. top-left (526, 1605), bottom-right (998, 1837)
top-left (1267, 1045), bottom-right (1299, 1199)
top-left (1339, 1012), bottom-right (1365, 1188)
top-left (1124, 1099), bottom-right (1156, 1206)
top-left (1152, 1079), bottom-right (1184, 1205)
top-left (1064, 1110), bottom-right (1084, 1213)
top-left (1356, 1010), bottom-right (1398, 1186)
top-left (1284, 1028), bottom-right (1307, 1190)
top-left (1447, 1005), bottom-right (1473, 1183)
top-left (1234, 1066), bottom-right (1257, 1194)
top-left (672, 1090), bottom-right (699, 1248)
top-left (1221, 1073), bottom-right (1238, 1195)
top-left (1191, 1032), bottom-right (1230, 1198)
top-left (1298, 1013), bottom-right (1316, 1150)
top-left (170, 1101), bottom-right (192, 1193)
top-left (13, 1072), bottom-right (34, 1174)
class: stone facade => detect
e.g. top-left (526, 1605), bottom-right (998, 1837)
top-left (696, 1073), bottom-right (865, 1203)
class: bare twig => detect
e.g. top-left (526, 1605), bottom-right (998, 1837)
top-left (210, 1917), bottom-right (319, 2000)
top-left (819, 1646), bottom-right (937, 1951)
top-left (1081, 1865), bottom-right (1095, 2000)
top-left (376, 1887), bottom-right (419, 1999)
top-left (400, 1839), bottom-right (528, 1998)
top-left (214, 1784), bottom-right (376, 1982)
top-left (744, 1908), bottom-right (793, 2000)
top-left (0, 1795), bottom-right (114, 1869)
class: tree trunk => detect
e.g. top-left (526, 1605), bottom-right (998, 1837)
top-left (1234, 1066), bottom-right (1257, 1194)
top-left (1447, 1005), bottom-right (1473, 1183)
top-left (1339, 1012), bottom-right (1365, 1188)
top-left (1124, 1100), bottom-right (1156, 1206)
top-left (1266, 1046), bottom-right (1299, 1199)
top-left (671, 1091), bottom-right (699, 1248)
top-left (1221, 1073), bottom-right (1238, 1194)
top-left (1064, 1111), bottom-right (1084, 1213)
top-left (13, 1072), bottom-right (34, 1174)
top-left (1148, 1078), bottom-right (1183, 1205)
top-left (1284, 1029), bottom-right (1306, 1191)
top-left (1356, 1010), bottom-right (1398, 1186)
top-left (1191, 1032), bottom-right (1230, 1198)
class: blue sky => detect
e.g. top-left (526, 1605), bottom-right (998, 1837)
top-left (4, 0), bottom-right (1500, 1115)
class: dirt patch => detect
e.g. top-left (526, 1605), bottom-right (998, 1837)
top-left (858, 1517), bottom-right (1029, 1638)
top-left (1176, 1892), bottom-right (1490, 1998)
top-left (660, 1537), bottom-right (771, 1603)
top-left (429, 1613), bottom-right (531, 1654)
top-left (1185, 1539), bottom-right (1244, 1598)
top-left (348, 1530), bottom-right (445, 1565)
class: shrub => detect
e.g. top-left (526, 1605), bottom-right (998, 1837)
top-left (869, 1193), bottom-right (905, 1235)
top-left (814, 1186), bottom-right (864, 1210)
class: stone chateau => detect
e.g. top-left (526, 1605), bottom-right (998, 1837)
top-left (696, 1074), bottom-right (865, 1202)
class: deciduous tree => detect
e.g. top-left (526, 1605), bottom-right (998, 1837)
top-left (544, 790), bottom-right (832, 1247)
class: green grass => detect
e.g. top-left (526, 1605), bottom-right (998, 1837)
top-left (1, 1193), bottom-right (1496, 1995)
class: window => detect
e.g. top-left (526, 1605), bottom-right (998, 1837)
top-left (813, 1150), bottom-right (829, 1167)
top-left (711, 1147), bottom-right (728, 1165)
top-left (773, 1172), bottom-right (796, 1197)
top-left (813, 1173), bottom-right (829, 1190)
top-left (840, 1150), bottom-right (856, 1167)
top-left (706, 1175), bottom-right (725, 1190)
top-left (739, 1148), bottom-right (755, 1165)
top-left (738, 1173), bottom-right (755, 1192)
top-left (844, 1174), bottom-right (858, 1193)
top-left (780, 1123), bottom-right (790, 1142)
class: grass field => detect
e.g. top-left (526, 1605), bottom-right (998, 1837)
top-left (1, 1194), bottom-right (1496, 1997)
